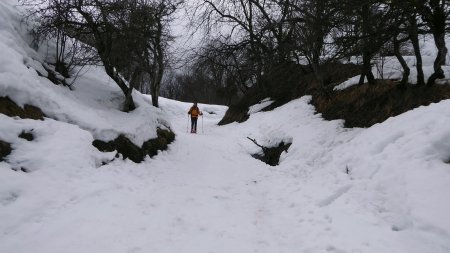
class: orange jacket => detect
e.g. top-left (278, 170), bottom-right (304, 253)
top-left (188, 106), bottom-right (202, 118)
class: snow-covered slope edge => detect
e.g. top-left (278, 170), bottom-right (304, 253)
top-left (233, 96), bottom-right (450, 251)
top-left (0, 0), bottom-right (169, 148)
top-left (0, 0), bottom-right (176, 242)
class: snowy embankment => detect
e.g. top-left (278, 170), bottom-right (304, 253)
top-left (239, 97), bottom-right (450, 252)
top-left (1, 1), bottom-right (450, 253)
top-left (0, 0), bottom-right (169, 147)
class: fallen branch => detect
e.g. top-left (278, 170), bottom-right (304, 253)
top-left (246, 137), bottom-right (268, 154)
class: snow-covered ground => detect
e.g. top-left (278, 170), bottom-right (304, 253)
top-left (3, 95), bottom-right (450, 253)
top-left (1, 1), bottom-right (450, 253)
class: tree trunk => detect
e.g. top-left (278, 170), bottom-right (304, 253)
top-left (75, 6), bottom-right (136, 112)
top-left (427, 31), bottom-right (447, 85)
top-left (408, 21), bottom-right (425, 85)
top-left (123, 87), bottom-right (135, 112)
top-left (150, 62), bottom-right (162, 108)
top-left (359, 52), bottom-right (375, 85)
top-left (393, 38), bottom-right (410, 85)
top-left (359, 73), bottom-right (366, 85)
top-left (312, 39), bottom-right (324, 87)
top-left (151, 89), bottom-right (159, 108)
top-left (417, 1), bottom-right (447, 86)
top-left (124, 68), bottom-right (142, 112)
top-left (359, 3), bottom-right (375, 85)
top-left (150, 19), bottom-right (165, 108)
top-left (150, 60), bottom-right (162, 108)
top-left (102, 61), bottom-right (136, 112)
top-left (152, 60), bottom-right (164, 108)
top-left (311, 61), bottom-right (324, 87)
top-left (365, 55), bottom-right (375, 84)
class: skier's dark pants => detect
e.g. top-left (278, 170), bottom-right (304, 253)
top-left (191, 117), bottom-right (198, 132)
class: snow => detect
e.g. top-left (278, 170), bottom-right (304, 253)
top-left (248, 98), bottom-right (274, 115)
top-left (1, 1), bottom-right (450, 253)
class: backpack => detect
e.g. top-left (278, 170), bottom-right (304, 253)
top-left (189, 107), bottom-right (200, 117)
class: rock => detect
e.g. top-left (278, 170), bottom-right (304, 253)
top-left (114, 135), bottom-right (144, 163)
top-left (0, 140), bottom-right (12, 161)
top-left (0, 97), bottom-right (45, 120)
top-left (92, 139), bottom-right (116, 152)
top-left (92, 128), bottom-right (175, 163)
top-left (18, 131), bottom-right (34, 141)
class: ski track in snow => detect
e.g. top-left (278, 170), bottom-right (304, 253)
top-left (0, 103), bottom-right (332, 252)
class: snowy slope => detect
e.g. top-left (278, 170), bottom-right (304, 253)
top-left (240, 97), bottom-right (450, 252)
top-left (0, 0), bottom-right (169, 146)
top-left (1, 1), bottom-right (450, 253)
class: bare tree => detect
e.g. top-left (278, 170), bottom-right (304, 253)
top-left (290, 0), bottom-right (345, 87)
top-left (140, 0), bottom-right (179, 107)
top-left (389, 0), bottom-right (427, 85)
top-left (24, 0), bottom-right (100, 81)
top-left (415, 0), bottom-right (449, 85)
top-left (336, 0), bottom-right (404, 85)
top-left (23, 0), bottom-right (179, 111)
top-left (393, 35), bottom-right (411, 85)
top-left (192, 0), bottom-right (299, 92)
top-left (408, 11), bottom-right (427, 86)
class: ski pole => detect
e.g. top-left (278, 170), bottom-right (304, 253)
top-left (202, 115), bottom-right (204, 134)
top-left (187, 114), bottom-right (189, 133)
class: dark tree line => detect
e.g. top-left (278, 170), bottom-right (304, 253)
top-left (24, 0), bottom-right (450, 107)
top-left (166, 0), bottom-right (449, 103)
top-left (24, 0), bottom-right (180, 111)
top-left (161, 39), bottom-right (255, 105)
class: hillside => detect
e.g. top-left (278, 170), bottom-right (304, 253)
top-left (1, 1), bottom-right (450, 253)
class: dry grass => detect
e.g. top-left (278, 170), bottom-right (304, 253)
top-left (312, 81), bottom-right (450, 128)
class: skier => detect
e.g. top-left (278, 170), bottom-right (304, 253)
top-left (188, 102), bottom-right (203, 133)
